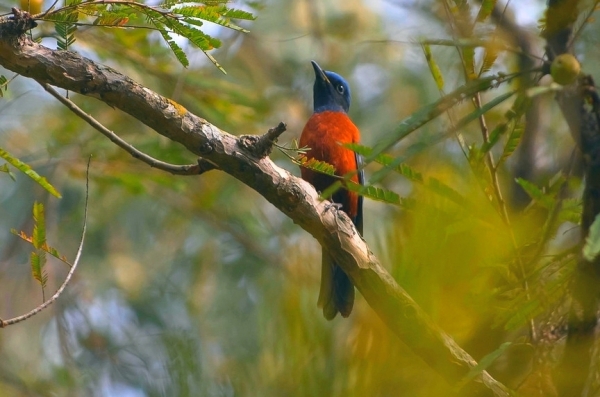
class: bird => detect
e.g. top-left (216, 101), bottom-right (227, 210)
top-left (299, 61), bottom-right (363, 320)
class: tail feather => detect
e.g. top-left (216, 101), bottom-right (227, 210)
top-left (318, 249), bottom-right (354, 320)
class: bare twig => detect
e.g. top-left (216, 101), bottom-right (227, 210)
top-left (39, 82), bottom-right (214, 176)
top-left (0, 157), bottom-right (90, 328)
top-left (445, 0), bottom-right (538, 342)
top-left (238, 121), bottom-right (287, 159)
top-left (473, 90), bottom-right (538, 342)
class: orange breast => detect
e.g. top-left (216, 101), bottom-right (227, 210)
top-left (299, 111), bottom-right (361, 219)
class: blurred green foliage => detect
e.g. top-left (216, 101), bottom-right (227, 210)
top-left (1, 0), bottom-right (600, 396)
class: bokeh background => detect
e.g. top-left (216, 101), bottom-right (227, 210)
top-left (1, 0), bottom-right (599, 396)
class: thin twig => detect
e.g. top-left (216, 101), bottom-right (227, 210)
top-left (444, 0), bottom-right (538, 341)
top-left (0, 73), bottom-right (18, 91)
top-left (38, 0), bottom-right (174, 19)
top-left (39, 82), bottom-right (213, 176)
top-left (0, 156), bottom-right (90, 328)
top-left (473, 85), bottom-right (538, 343)
top-left (569, 0), bottom-right (600, 49)
top-left (420, 44), bottom-right (469, 158)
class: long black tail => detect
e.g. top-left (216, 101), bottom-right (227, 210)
top-left (318, 249), bottom-right (355, 320)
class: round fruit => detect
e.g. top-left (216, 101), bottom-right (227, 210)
top-left (550, 54), bottom-right (581, 85)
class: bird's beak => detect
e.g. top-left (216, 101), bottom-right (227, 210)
top-left (311, 60), bottom-right (330, 85)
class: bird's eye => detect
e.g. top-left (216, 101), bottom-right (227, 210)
top-left (336, 84), bottom-right (345, 95)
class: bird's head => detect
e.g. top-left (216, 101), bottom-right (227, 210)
top-left (311, 61), bottom-right (351, 114)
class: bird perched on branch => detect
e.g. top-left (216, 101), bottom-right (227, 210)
top-left (299, 61), bottom-right (363, 320)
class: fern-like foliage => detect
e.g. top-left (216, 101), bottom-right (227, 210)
top-left (346, 143), bottom-right (469, 208)
top-left (11, 203), bottom-right (72, 302)
top-left (44, 0), bottom-right (255, 71)
top-left (345, 181), bottom-right (408, 207)
top-left (54, 8), bottom-right (78, 50)
top-left (0, 147), bottom-right (61, 197)
top-left (479, 94), bottom-right (529, 166)
top-left (32, 202), bottom-right (48, 300)
top-left (297, 155), bottom-right (336, 176)
top-left (12, 229), bottom-right (69, 262)
top-left (295, 150), bottom-right (405, 207)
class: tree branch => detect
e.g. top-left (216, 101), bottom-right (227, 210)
top-left (0, 12), bottom-right (510, 396)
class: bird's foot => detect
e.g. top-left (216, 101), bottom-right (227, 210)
top-left (323, 202), bottom-right (343, 213)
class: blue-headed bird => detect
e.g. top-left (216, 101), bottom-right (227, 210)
top-left (299, 61), bottom-right (363, 320)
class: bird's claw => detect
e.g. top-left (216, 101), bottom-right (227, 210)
top-left (323, 202), bottom-right (343, 213)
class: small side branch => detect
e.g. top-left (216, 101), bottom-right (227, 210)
top-left (39, 82), bottom-right (215, 176)
top-left (238, 122), bottom-right (287, 159)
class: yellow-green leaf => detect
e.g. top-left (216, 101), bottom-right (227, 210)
top-left (422, 44), bottom-right (445, 90)
top-left (0, 147), bottom-right (61, 198)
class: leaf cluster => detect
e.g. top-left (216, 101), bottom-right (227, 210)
top-left (43, 0), bottom-right (255, 70)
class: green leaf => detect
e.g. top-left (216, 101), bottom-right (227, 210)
top-left (344, 142), bottom-right (464, 207)
top-left (558, 198), bottom-right (581, 224)
top-left (422, 44), bottom-right (444, 90)
top-left (480, 94), bottom-right (528, 163)
top-left (155, 25), bottom-right (190, 67)
top-left (369, 89), bottom-right (515, 185)
top-left (93, 12), bottom-right (130, 27)
top-left (515, 178), bottom-right (554, 209)
top-left (30, 252), bottom-right (48, 288)
top-left (32, 202), bottom-right (46, 250)
top-left (11, 228), bottom-right (69, 263)
top-left (481, 122), bottom-right (507, 154)
top-left (30, 202), bottom-right (49, 296)
top-left (499, 123), bottom-right (523, 163)
top-left (367, 75), bottom-right (500, 162)
top-left (298, 156), bottom-right (336, 176)
top-left (175, 5), bottom-right (254, 33)
top-left (459, 342), bottom-right (511, 388)
top-left (343, 143), bottom-right (424, 182)
top-left (346, 182), bottom-right (404, 206)
top-left (54, 9), bottom-right (78, 50)
top-left (503, 295), bottom-right (546, 330)
top-left (479, 44), bottom-right (499, 76)
top-left (463, 45), bottom-right (476, 80)
top-left (426, 177), bottom-right (469, 207)
top-left (0, 147), bottom-right (61, 198)
top-left (393, 162), bottom-right (424, 183)
top-left (481, 94), bottom-right (529, 158)
top-left (583, 214), bottom-right (600, 262)
top-left (146, 9), bottom-right (225, 72)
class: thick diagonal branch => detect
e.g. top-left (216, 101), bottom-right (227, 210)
top-left (0, 15), bottom-right (510, 397)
